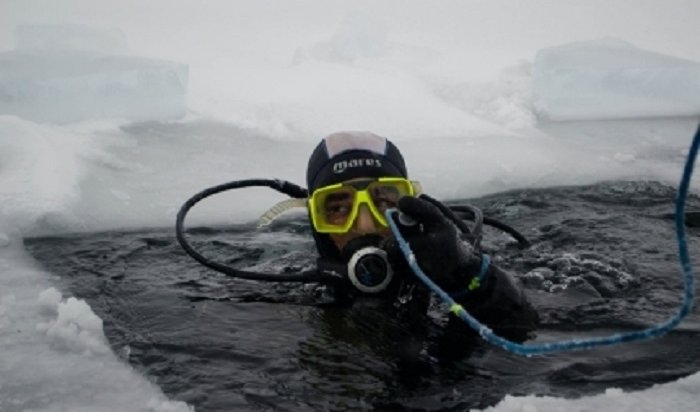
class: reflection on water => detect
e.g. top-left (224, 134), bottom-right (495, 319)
top-left (25, 180), bottom-right (700, 411)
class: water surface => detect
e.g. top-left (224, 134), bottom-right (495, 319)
top-left (26, 180), bottom-right (700, 411)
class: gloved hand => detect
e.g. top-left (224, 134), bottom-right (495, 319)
top-left (387, 196), bottom-right (482, 293)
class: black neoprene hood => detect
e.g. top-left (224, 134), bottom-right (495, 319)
top-left (306, 131), bottom-right (408, 193)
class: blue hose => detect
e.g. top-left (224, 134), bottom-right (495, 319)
top-left (387, 124), bottom-right (699, 356)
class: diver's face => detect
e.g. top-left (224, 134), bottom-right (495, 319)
top-left (322, 178), bottom-right (393, 251)
top-left (329, 203), bottom-right (392, 251)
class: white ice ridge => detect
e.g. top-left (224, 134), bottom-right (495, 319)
top-left (533, 38), bottom-right (700, 121)
top-left (479, 371), bottom-right (700, 412)
top-left (0, 239), bottom-right (194, 412)
top-left (36, 288), bottom-right (110, 356)
top-left (0, 24), bottom-right (188, 124)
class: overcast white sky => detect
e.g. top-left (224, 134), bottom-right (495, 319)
top-left (3, 1), bottom-right (700, 70)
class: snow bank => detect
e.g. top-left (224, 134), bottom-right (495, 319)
top-left (533, 38), bottom-right (700, 120)
top-left (481, 371), bottom-right (700, 412)
top-left (0, 239), bottom-right (193, 412)
top-left (36, 288), bottom-right (111, 356)
top-left (0, 116), bottom-right (89, 234)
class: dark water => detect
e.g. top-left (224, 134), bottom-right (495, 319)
top-left (25, 180), bottom-right (700, 412)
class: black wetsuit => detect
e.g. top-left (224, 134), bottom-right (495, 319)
top-left (321, 260), bottom-right (538, 365)
top-left (385, 258), bottom-right (539, 342)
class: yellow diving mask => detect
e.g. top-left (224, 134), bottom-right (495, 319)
top-left (308, 177), bottom-right (421, 234)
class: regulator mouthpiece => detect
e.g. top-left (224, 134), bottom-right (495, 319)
top-left (346, 246), bottom-right (394, 294)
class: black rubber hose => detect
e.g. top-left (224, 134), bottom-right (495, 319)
top-left (452, 203), bottom-right (484, 250)
top-left (450, 205), bottom-right (531, 249)
top-left (176, 178), bottom-right (529, 282)
top-left (176, 179), bottom-right (323, 283)
top-left (420, 195), bottom-right (475, 236)
top-left (421, 194), bottom-right (484, 248)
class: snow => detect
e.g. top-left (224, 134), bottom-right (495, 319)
top-left (478, 372), bottom-right (700, 412)
top-left (0, 237), bottom-right (193, 412)
top-left (1, 0), bottom-right (700, 410)
top-left (36, 288), bottom-right (110, 356)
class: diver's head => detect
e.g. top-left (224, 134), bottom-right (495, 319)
top-left (306, 131), bottom-right (411, 259)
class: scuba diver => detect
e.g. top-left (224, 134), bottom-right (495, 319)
top-left (176, 130), bottom-right (540, 344)
top-left (177, 125), bottom-right (700, 359)
top-left (305, 131), bottom-right (539, 339)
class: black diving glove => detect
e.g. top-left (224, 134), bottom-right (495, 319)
top-left (387, 196), bottom-right (483, 293)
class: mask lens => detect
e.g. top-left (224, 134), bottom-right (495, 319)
top-left (323, 189), bottom-right (355, 225)
top-left (312, 186), bottom-right (357, 232)
top-left (310, 178), bottom-right (416, 233)
top-left (368, 183), bottom-right (402, 213)
top-left (368, 180), bottom-right (413, 215)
